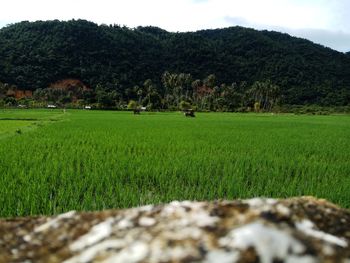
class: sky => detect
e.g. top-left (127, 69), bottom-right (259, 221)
top-left (0, 0), bottom-right (349, 52)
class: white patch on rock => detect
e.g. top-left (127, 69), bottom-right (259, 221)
top-left (23, 234), bottom-right (31, 242)
top-left (276, 204), bottom-right (291, 216)
top-left (160, 201), bottom-right (218, 228)
top-left (243, 198), bottom-right (279, 215)
top-left (244, 198), bottom-right (277, 208)
top-left (34, 211), bottom-right (76, 233)
top-left (70, 218), bottom-right (114, 251)
top-left (160, 226), bottom-right (203, 241)
top-left (23, 211), bottom-right (76, 242)
top-left (102, 241), bottom-right (149, 263)
top-left (219, 222), bottom-right (314, 263)
top-left (11, 248), bottom-right (18, 254)
top-left (204, 250), bottom-right (240, 263)
top-left (191, 210), bottom-right (219, 228)
top-left (296, 219), bottom-right (348, 247)
top-left (179, 200), bottom-right (193, 207)
top-left (322, 245), bottom-right (335, 256)
top-left (138, 217), bottom-right (156, 227)
top-left (285, 256), bottom-right (319, 263)
top-left (63, 239), bottom-right (126, 263)
top-left (117, 218), bottom-right (134, 229)
top-left (138, 204), bottom-right (154, 212)
top-left (148, 239), bottom-right (200, 263)
top-left (161, 201), bottom-right (184, 216)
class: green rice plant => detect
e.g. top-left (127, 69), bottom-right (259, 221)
top-left (0, 110), bottom-right (349, 217)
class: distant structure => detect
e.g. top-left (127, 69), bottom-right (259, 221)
top-left (184, 109), bottom-right (195, 117)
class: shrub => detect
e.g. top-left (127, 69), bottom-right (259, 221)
top-left (127, 100), bottom-right (138, 110)
top-left (179, 100), bottom-right (191, 111)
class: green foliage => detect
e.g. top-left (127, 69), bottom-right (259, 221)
top-left (0, 20), bottom-right (349, 107)
top-left (0, 82), bottom-right (9, 99)
top-left (247, 80), bottom-right (280, 111)
top-left (127, 100), bottom-right (138, 110)
top-left (179, 100), bottom-right (191, 111)
top-left (0, 110), bottom-right (349, 217)
top-left (3, 97), bottom-right (17, 106)
top-left (254, 102), bottom-right (261, 112)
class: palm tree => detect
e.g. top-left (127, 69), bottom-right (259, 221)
top-left (143, 79), bottom-right (156, 106)
top-left (162, 72), bottom-right (178, 106)
top-left (248, 80), bottom-right (280, 111)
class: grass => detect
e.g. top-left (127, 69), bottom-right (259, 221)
top-left (0, 109), bottom-right (64, 138)
top-left (0, 109), bottom-right (349, 217)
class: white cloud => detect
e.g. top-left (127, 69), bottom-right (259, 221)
top-left (224, 15), bottom-right (350, 52)
top-left (288, 29), bottom-right (350, 52)
top-left (0, 0), bottom-right (349, 52)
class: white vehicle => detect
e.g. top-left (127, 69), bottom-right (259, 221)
top-left (84, 105), bottom-right (92, 110)
top-left (47, 104), bottom-right (57, 108)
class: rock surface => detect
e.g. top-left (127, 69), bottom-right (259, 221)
top-left (0, 197), bottom-right (350, 263)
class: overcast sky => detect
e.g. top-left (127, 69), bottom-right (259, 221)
top-left (0, 0), bottom-right (349, 52)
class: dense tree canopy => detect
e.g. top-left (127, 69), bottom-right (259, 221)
top-left (0, 19), bottom-right (349, 107)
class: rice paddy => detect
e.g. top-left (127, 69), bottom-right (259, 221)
top-left (0, 109), bottom-right (349, 217)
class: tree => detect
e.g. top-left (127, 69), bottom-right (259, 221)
top-left (203, 74), bottom-right (216, 89)
top-left (127, 100), bottom-right (138, 110)
top-left (143, 79), bottom-right (156, 106)
top-left (179, 100), bottom-right (191, 111)
top-left (1, 20), bottom-right (350, 107)
top-left (95, 84), bottom-right (119, 108)
top-left (133, 85), bottom-right (144, 105)
top-left (0, 82), bottom-right (9, 99)
top-left (162, 72), bottom-right (192, 108)
top-left (4, 96), bottom-right (17, 106)
top-left (124, 87), bottom-right (134, 101)
top-left (214, 83), bottom-right (243, 111)
top-left (162, 72), bottom-right (178, 106)
top-left (177, 73), bottom-right (192, 100)
top-left (191, 79), bottom-right (202, 106)
top-left (254, 102), bottom-right (261, 112)
top-left (246, 80), bottom-right (280, 111)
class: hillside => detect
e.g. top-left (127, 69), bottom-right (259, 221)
top-left (0, 19), bottom-right (349, 106)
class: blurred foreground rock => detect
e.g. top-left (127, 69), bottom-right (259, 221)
top-left (0, 197), bottom-right (350, 263)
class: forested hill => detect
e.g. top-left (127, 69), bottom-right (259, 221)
top-left (0, 19), bottom-right (350, 105)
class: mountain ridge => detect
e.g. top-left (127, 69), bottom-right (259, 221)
top-left (0, 19), bottom-right (349, 105)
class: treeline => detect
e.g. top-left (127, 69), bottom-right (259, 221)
top-left (0, 73), bottom-right (282, 112)
top-left (0, 19), bottom-right (350, 107)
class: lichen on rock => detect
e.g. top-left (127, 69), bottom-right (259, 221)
top-left (0, 197), bottom-right (349, 262)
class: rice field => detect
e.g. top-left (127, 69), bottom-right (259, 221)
top-left (0, 109), bottom-right (349, 217)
